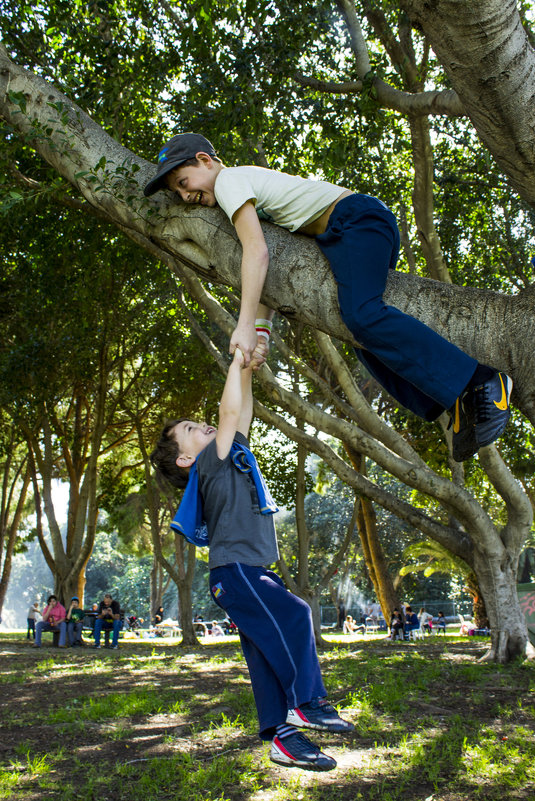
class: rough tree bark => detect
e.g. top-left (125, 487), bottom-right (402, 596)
top-left (342, 443), bottom-right (400, 622)
top-left (400, 0), bottom-right (535, 207)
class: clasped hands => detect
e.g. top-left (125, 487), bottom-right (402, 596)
top-left (230, 323), bottom-right (269, 369)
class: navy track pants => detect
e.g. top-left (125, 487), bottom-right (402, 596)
top-left (316, 194), bottom-right (477, 420)
top-left (209, 563), bottom-right (326, 740)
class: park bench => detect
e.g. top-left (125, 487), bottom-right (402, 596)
top-left (51, 610), bottom-right (125, 647)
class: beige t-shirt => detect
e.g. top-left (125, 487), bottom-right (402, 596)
top-left (214, 165), bottom-right (345, 232)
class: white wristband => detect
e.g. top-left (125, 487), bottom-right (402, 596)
top-left (255, 318), bottom-right (272, 341)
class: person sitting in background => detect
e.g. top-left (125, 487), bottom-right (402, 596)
top-left (389, 609), bottom-right (404, 640)
top-left (210, 620), bottom-right (225, 636)
top-left (343, 614), bottom-right (356, 634)
top-left (437, 611), bottom-right (447, 634)
top-left (404, 605), bottom-right (420, 636)
top-left (65, 597), bottom-right (85, 646)
top-left (459, 615), bottom-right (476, 636)
top-left (418, 608), bottom-right (433, 634)
top-left (26, 602), bottom-right (41, 640)
top-left (153, 606), bottom-right (164, 625)
top-left (343, 614), bottom-right (365, 635)
top-left (33, 595), bottom-right (67, 648)
top-left (127, 614), bottom-right (143, 635)
top-left (222, 616), bottom-right (237, 635)
top-left (94, 593), bottom-right (122, 649)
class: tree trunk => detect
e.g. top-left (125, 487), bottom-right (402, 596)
top-left (401, 0), bottom-right (535, 207)
top-left (409, 115), bottom-right (452, 283)
top-left (346, 447), bottom-right (400, 622)
top-left (358, 499), bottom-right (400, 623)
top-left (472, 549), bottom-right (527, 662)
top-left (305, 592), bottom-right (324, 646)
top-left (150, 557), bottom-right (162, 618)
top-left (175, 536), bottom-right (197, 645)
top-left (0, 465), bottom-right (31, 617)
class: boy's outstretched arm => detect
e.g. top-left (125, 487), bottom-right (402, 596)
top-left (230, 201), bottom-right (272, 365)
top-left (237, 358), bottom-right (254, 439)
top-left (216, 349), bottom-right (252, 460)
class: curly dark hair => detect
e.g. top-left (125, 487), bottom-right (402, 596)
top-left (150, 418), bottom-right (191, 489)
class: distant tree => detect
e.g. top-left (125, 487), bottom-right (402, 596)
top-left (2, 1), bottom-right (535, 661)
top-left (400, 540), bottom-right (488, 627)
top-left (0, 418), bottom-right (31, 619)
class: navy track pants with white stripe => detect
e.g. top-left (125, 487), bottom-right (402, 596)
top-left (209, 562), bottom-right (326, 740)
top-left (316, 194), bottom-right (478, 420)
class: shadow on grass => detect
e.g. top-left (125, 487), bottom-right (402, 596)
top-left (1, 635), bottom-right (534, 801)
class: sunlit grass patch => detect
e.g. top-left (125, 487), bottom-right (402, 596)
top-left (463, 725), bottom-right (535, 789)
top-left (201, 711), bottom-right (246, 740)
top-left (0, 751), bottom-right (53, 800)
top-left (0, 668), bottom-right (26, 685)
top-left (105, 723), bottom-right (136, 740)
top-left (200, 687), bottom-right (257, 734)
top-left (48, 687), bottom-right (189, 723)
top-left (90, 751), bottom-right (264, 801)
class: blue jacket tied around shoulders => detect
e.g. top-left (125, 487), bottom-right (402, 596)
top-left (170, 441), bottom-right (278, 547)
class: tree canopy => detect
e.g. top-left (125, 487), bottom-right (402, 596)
top-left (1, 0), bottom-right (535, 661)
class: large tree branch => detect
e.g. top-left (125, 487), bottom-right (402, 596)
top-left (1, 44), bottom-right (534, 423)
top-left (124, 227), bottom-right (526, 569)
top-left (400, 0), bottom-right (535, 206)
top-left (293, 72), bottom-right (465, 116)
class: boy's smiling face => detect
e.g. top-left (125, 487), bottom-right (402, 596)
top-left (173, 420), bottom-right (217, 467)
top-left (166, 153), bottom-right (221, 206)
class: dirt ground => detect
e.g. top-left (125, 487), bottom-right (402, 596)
top-left (1, 633), bottom-right (534, 801)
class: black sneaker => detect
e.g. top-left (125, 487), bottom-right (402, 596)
top-left (270, 731), bottom-right (336, 771)
top-left (470, 370), bottom-right (513, 448)
top-left (448, 395), bottom-right (478, 462)
top-left (286, 698), bottom-right (354, 732)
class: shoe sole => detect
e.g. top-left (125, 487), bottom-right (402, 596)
top-left (475, 374), bottom-right (513, 448)
top-left (270, 755), bottom-right (336, 771)
top-left (476, 409), bottom-right (511, 448)
top-left (286, 720), bottom-right (354, 732)
top-left (286, 709), bottom-right (354, 733)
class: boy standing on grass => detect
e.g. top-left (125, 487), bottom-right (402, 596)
top-left (150, 342), bottom-right (353, 771)
top-left (144, 133), bottom-right (513, 462)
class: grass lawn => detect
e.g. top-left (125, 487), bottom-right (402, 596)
top-left (0, 631), bottom-right (534, 800)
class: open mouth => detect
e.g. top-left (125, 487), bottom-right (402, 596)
top-left (205, 426), bottom-right (215, 435)
top-left (194, 191), bottom-right (203, 204)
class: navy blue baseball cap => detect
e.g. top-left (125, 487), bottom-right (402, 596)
top-left (143, 133), bottom-right (217, 196)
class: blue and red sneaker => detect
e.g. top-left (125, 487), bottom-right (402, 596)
top-left (270, 731), bottom-right (336, 771)
top-left (286, 698), bottom-right (354, 732)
